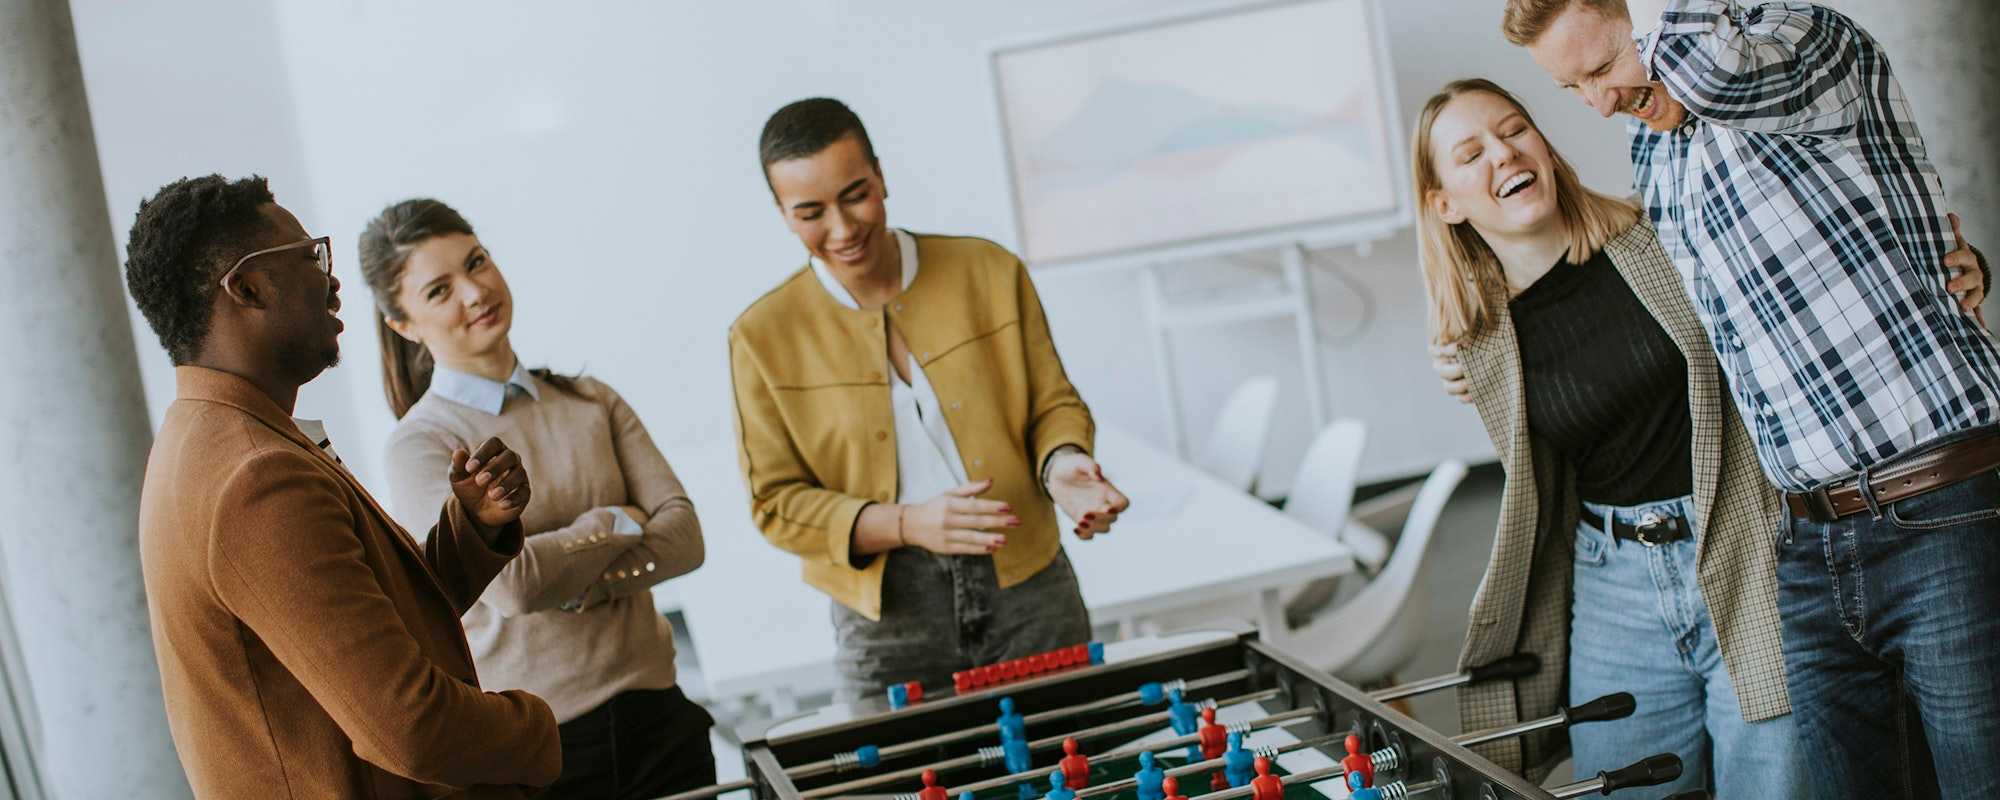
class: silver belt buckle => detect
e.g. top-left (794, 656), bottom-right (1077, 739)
top-left (1635, 511), bottom-right (1668, 546)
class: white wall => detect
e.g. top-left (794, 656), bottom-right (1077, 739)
top-left (72, 0), bottom-right (363, 457)
top-left (71, 0), bottom-right (1996, 497)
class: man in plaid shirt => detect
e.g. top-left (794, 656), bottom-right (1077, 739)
top-left (1505, 0), bottom-right (2000, 797)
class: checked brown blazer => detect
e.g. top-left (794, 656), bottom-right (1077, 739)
top-left (1450, 220), bottom-right (1791, 775)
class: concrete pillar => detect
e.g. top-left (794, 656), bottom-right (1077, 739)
top-left (0, 0), bottom-right (191, 796)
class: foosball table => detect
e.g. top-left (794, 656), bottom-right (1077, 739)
top-left (662, 626), bottom-right (1698, 800)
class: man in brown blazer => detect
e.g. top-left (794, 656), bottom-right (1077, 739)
top-left (124, 174), bottom-right (561, 798)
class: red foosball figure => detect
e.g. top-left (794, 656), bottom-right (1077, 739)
top-left (1058, 737), bottom-right (1090, 789)
top-left (918, 769), bottom-right (948, 800)
top-left (1198, 706), bottom-right (1230, 791)
top-left (1161, 775), bottom-right (1188, 800)
top-left (1197, 707), bottom-right (1228, 760)
top-left (1341, 733), bottom-right (1374, 787)
top-left (1249, 756), bottom-right (1283, 800)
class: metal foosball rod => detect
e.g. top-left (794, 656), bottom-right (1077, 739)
top-left (682, 656), bottom-right (1536, 800)
top-left (944, 711), bottom-right (1324, 798)
top-left (1547, 754), bottom-right (1683, 798)
top-left (1096, 706), bottom-right (1316, 761)
top-left (652, 778), bottom-right (754, 800)
top-left (1449, 692), bottom-right (1636, 748)
top-left (1182, 764), bottom-right (1348, 800)
top-left (1073, 734), bottom-right (1346, 798)
top-left (1367, 654), bottom-right (1540, 704)
top-left (788, 670), bottom-right (1255, 781)
top-left (1372, 777), bottom-right (1446, 800)
top-left (653, 675), bottom-right (1256, 800)
top-left (817, 699), bottom-right (1317, 799)
top-left (1356, 750), bottom-right (1686, 800)
top-left (796, 688), bottom-right (1296, 800)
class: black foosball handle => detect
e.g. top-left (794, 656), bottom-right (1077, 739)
top-left (1600, 753), bottom-right (1683, 793)
top-left (1562, 692), bottom-right (1636, 725)
top-left (1468, 653), bottom-right (1539, 683)
top-left (1549, 752), bottom-right (1683, 798)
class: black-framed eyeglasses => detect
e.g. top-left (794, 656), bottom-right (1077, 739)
top-left (219, 236), bottom-right (332, 290)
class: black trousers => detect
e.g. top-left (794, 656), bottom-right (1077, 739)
top-left (545, 686), bottom-right (716, 800)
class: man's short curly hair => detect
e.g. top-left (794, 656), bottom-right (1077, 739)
top-left (124, 175), bottom-right (275, 364)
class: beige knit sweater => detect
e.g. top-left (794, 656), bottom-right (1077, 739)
top-left (386, 374), bottom-right (702, 722)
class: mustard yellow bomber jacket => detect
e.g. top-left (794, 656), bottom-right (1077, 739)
top-left (727, 233), bottom-right (1094, 621)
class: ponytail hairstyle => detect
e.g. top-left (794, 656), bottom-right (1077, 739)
top-left (358, 198), bottom-right (577, 418)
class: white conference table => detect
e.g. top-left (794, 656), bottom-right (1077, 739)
top-left (653, 425), bottom-right (1358, 709)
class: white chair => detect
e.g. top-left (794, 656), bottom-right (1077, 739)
top-left (1283, 420), bottom-right (1389, 572)
top-left (1192, 376), bottom-right (1279, 493)
top-left (1271, 459), bottom-right (1469, 686)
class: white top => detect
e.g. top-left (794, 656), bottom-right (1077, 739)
top-left (811, 229), bottom-right (969, 503)
top-left (291, 417), bottom-right (344, 464)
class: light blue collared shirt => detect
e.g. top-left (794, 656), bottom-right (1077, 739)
top-left (428, 361), bottom-right (542, 416)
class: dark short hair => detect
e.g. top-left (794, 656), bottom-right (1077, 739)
top-left (758, 97), bottom-right (877, 187)
top-left (124, 175), bottom-right (276, 364)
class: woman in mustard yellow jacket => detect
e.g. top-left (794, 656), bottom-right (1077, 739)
top-left (730, 98), bottom-right (1130, 699)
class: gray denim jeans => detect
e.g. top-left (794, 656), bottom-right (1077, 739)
top-left (831, 547), bottom-right (1090, 701)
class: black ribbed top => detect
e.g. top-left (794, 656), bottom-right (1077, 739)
top-left (1510, 250), bottom-right (1694, 506)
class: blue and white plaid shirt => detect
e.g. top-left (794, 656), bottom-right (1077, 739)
top-left (1629, 0), bottom-right (2000, 492)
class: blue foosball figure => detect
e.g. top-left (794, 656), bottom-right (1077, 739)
top-left (1004, 736), bottom-right (1033, 773)
top-left (1046, 770), bottom-right (1076, 800)
top-left (1222, 732), bottom-right (1254, 788)
top-left (1135, 752), bottom-right (1166, 800)
top-left (997, 697), bottom-right (1027, 743)
top-left (1167, 689), bottom-right (1199, 736)
top-left (1346, 770), bottom-right (1383, 800)
top-left (1016, 783), bottom-right (1038, 800)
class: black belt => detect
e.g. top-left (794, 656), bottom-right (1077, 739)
top-left (1582, 505), bottom-right (1692, 546)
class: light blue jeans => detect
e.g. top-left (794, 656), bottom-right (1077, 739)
top-left (1569, 495), bottom-right (1805, 798)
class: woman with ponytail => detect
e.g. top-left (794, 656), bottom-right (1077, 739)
top-left (363, 199), bottom-right (714, 799)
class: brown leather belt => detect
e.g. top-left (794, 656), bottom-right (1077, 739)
top-left (1784, 428), bottom-right (2000, 522)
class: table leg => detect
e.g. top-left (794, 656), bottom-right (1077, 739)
top-left (1256, 588), bottom-right (1287, 642)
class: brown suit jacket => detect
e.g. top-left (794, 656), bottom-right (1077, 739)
top-left (139, 367), bottom-right (560, 798)
top-left (1451, 221), bottom-right (1789, 775)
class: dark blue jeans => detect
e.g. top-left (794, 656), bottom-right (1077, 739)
top-left (831, 548), bottom-right (1090, 702)
top-left (1778, 467), bottom-right (2000, 799)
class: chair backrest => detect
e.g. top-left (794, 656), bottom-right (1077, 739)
top-left (1284, 420), bottom-right (1368, 542)
top-left (1275, 459), bottom-right (1470, 684)
top-left (1193, 376), bottom-right (1280, 492)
